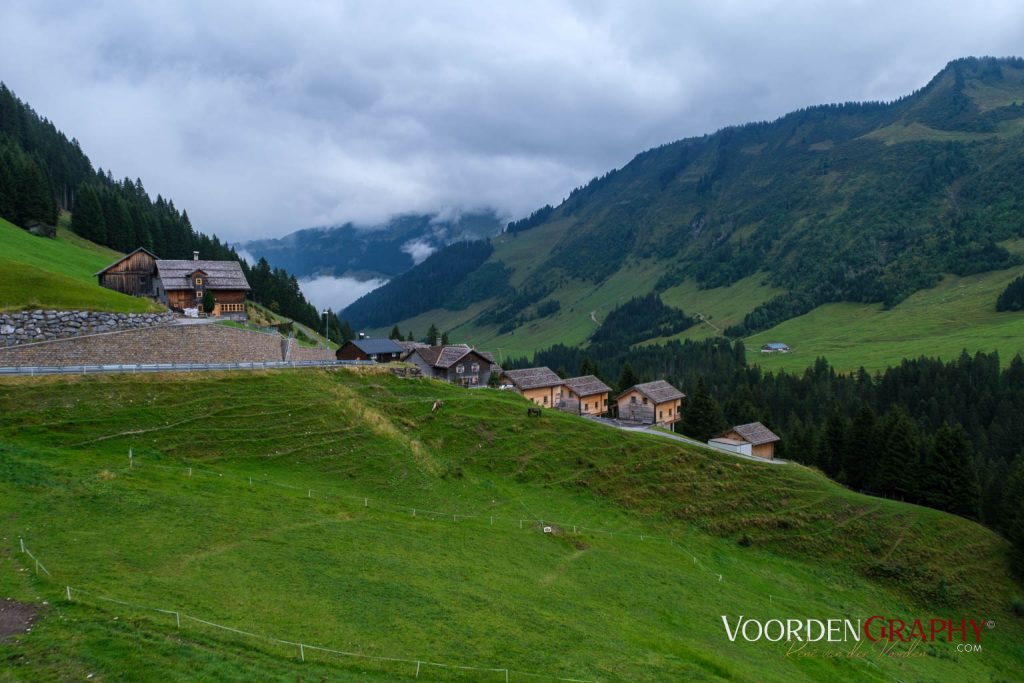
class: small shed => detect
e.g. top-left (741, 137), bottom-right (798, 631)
top-left (336, 338), bottom-right (404, 362)
top-left (760, 342), bottom-right (790, 353)
top-left (716, 422), bottom-right (781, 459)
top-left (95, 247), bottom-right (160, 296)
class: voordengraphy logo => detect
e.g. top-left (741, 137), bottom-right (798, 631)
top-left (721, 615), bottom-right (991, 657)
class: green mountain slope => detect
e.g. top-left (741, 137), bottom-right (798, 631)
top-left (345, 57), bottom-right (1024, 367)
top-left (0, 215), bottom-right (163, 313)
top-left (1, 370), bottom-right (1021, 681)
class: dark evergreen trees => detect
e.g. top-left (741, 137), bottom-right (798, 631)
top-left (617, 362), bottom-right (638, 392)
top-left (201, 290), bottom-right (215, 314)
top-left (389, 325), bottom-right (402, 340)
top-left (919, 424), bottom-right (981, 518)
top-left (679, 377), bottom-right (727, 442)
top-left (996, 275), bottom-right (1024, 312)
top-left (1001, 458), bottom-right (1024, 553)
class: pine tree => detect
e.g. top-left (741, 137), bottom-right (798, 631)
top-left (389, 325), bottom-right (402, 340)
top-left (579, 356), bottom-right (600, 378)
top-left (872, 407), bottom-right (920, 500)
top-left (201, 290), bottom-right (215, 314)
top-left (822, 404), bottom-right (849, 479)
top-left (441, 331), bottom-right (450, 345)
top-left (426, 323), bottom-right (439, 345)
top-left (920, 424), bottom-right (981, 518)
top-left (617, 362), bottom-right (638, 391)
top-left (846, 402), bottom-right (877, 490)
top-left (680, 376), bottom-right (727, 441)
top-left (1001, 457), bottom-right (1024, 553)
top-left (70, 185), bottom-right (106, 243)
top-left (406, 330), bottom-right (414, 342)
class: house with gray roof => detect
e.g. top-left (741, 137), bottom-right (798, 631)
top-left (407, 344), bottom-right (499, 387)
top-left (501, 367), bottom-right (568, 408)
top-left (616, 379), bottom-right (685, 427)
top-left (336, 338), bottom-right (404, 362)
top-left (561, 375), bottom-right (611, 416)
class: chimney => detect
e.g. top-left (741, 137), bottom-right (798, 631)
top-left (193, 251), bottom-right (199, 261)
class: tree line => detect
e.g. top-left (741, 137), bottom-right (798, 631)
top-left (0, 83), bottom-right (336, 339)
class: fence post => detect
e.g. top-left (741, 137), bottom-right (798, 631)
top-left (66, 586), bottom-right (72, 601)
top-left (175, 611), bottom-right (181, 628)
top-left (299, 643), bottom-right (305, 662)
top-left (129, 448), bottom-right (133, 469)
top-left (505, 669), bottom-right (509, 682)
top-left (188, 467), bottom-right (192, 478)
top-left (364, 497), bottom-right (368, 507)
top-left (415, 660), bottom-right (421, 678)
top-left (19, 537), bottom-right (25, 553)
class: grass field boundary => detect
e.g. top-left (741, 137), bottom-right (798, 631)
top-left (16, 538), bottom-right (597, 683)
top-left (127, 455), bottom-right (731, 585)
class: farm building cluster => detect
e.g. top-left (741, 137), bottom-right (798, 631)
top-left (96, 248), bottom-right (250, 320)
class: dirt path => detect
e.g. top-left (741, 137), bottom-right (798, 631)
top-left (0, 598), bottom-right (37, 640)
top-left (696, 313), bottom-right (720, 334)
top-left (589, 310), bottom-right (598, 325)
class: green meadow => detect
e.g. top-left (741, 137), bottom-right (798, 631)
top-left (1, 369), bottom-right (1021, 681)
top-left (0, 217), bottom-right (162, 313)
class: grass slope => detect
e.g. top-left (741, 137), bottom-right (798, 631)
top-left (1, 370), bottom-right (1021, 681)
top-left (751, 265), bottom-right (1024, 373)
top-left (0, 217), bottom-right (162, 313)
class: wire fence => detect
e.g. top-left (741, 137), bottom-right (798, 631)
top-left (16, 538), bottom-right (596, 683)
top-left (126, 453), bottom-right (730, 584)
top-left (0, 359), bottom-right (373, 377)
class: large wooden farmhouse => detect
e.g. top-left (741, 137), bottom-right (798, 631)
top-left (502, 367), bottom-right (567, 407)
top-left (562, 375), bottom-right (611, 416)
top-left (407, 345), bottom-right (498, 386)
top-left (96, 249), bottom-right (250, 319)
top-left (616, 380), bottom-right (685, 427)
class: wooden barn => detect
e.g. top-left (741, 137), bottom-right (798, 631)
top-left (406, 345), bottom-right (498, 386)
top-left (336, 338), bottom-right (404, 362)
top-left (616, 380), bottom-right (685, 427)
top-left (561, 375), bottom-right (611, 416)
top-left (95, 247), bottom-right (160, 296)
top-left (716, 422), bottom-right (781, 460)
top-left (502, 367), bottom-right (566, 407)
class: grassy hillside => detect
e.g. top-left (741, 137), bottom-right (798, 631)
top-left (1, 370), bottom-right (1021, 681)
top-left (0, 217), bottom-right (163, 313)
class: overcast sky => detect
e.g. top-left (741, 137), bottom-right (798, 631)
top-left (2, 1), bottom-right (1023, 242)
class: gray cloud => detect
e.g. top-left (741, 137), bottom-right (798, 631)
top-left (2, 1), bottom-right (1023, 241)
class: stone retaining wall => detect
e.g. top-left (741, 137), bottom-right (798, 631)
top-left (285, 338), bottom-right (337, 362)
top-left (0, 323), bottom-right (312, 366)
top-left (0, 310), bottom-right (175, 347)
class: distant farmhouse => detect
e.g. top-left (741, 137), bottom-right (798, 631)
top-left (616, 380), bottom-right (685, 428)
top-left (336, 338), bottom-right (404, 362)
top-left (760, 342), bottom-right (790, 353)
top-left (407, 344), bottom-right (498, 386)
top-left (502, 367), bottom-right (567, 407)
top-left (96, 249), bottom-right (250, 319)
top-left (711, 422), bottom-right (781, 459)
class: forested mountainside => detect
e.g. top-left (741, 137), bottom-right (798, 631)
top-left (342, 57), bottom-right (1024, 340)
top-left (0, 84), bottom-right (342, 338)
top-left (241, 211), bottom-right (501, 280)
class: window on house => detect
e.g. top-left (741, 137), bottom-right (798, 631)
top-left (543, 396), bottom-right (548, 404)
top-left (659, 410), bottom-right (663, 419)
top-left (196, 291), bottom-right (203, 299)
top-left (630, 396), bottom-right (636, 404)
top-left (470, 377), bottom-right (478, 384)
top-left (668, 408), bottom-right (672, 416)
top-left (195, 278), bottom-right (203, 285)
top-left (642, 397), bottom-right (648, 405)
top-left (456, 364), bottom-right (464, 374)
top-left (471, 363), bottom-right (480, 372)
top-left (584, 402), bottom-right (589, 410)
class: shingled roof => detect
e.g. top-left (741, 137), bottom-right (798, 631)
top-left (94, 247), bottom-right (159, 276)
top-left (347, 338), bottom-right (404, 355)
top-left (564, 375), bottom-right (611, 397)
top-left (155, 259), bottom-right (250, 290)
top-left (726, 422), bottom-right (780, 445)
top-left (503, 367), bottom-right (565, 390)
top-left (620, 380), bottom-right (685, 403)
top-left (412, 345), bottom-right (493, 369)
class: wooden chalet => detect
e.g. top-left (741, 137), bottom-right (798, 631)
top-left (561, 375), bottom-right (611, 416)
top-left (336, 338), bottom-right (404, 362)
top-left (96, 249), bottom-right (250, 320)
top-left (502, 367), bottom-right (566, 407)
top-left (407, 345), bottom-right (498, 386)
top-left (716, 422), bottom-right (781, 460)
top-left (616, 380), bottom-right (685, 427)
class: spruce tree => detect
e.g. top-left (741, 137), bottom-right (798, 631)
top-left (920, 424), bottom-right (981, 518)
top-left (1001, 457), bottom-right (1024, 553)
top-left (680, 376), bottom-right (727, 441)
top-left (389, 325), bottom-right (402, 340)
top-left (580, 356), bottom-right (600, 378)
top-left (872, 407), bottom-right (920, 500)
top-left (617, 362), bottom-right (638, 391)
top-left (426, 323), bottom-right (439, 345)
top-left (846, 402), bottom-right (877, 490)
top-left (441, 331), bottom-right (450, 345)
top-left (70, 185), bottom-right (106, 243)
